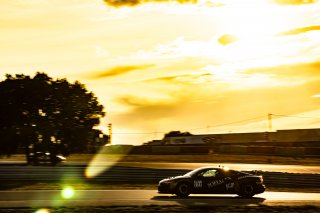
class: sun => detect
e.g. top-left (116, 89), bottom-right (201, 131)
top-left (222, 0), bottom-right (288, 39)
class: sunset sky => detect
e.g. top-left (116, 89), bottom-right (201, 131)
top-left (1, 0), bottom-right (320, 145)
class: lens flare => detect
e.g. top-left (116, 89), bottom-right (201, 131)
top-left (85, 145), bottom-right (132, 178)
top-left (61, 186), bottom-right (74, 199)
top-left (35, 209), bottom-right (50, 213)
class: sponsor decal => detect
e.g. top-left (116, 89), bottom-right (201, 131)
top-left (226, 182), bottom-right (235, 190)
top-left (208, 179), bottom-right (225, 188)
top-left (194, 180), bottom-right (202, 188)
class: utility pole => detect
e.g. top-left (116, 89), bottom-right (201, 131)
top-left (268, 113), bottom-right (272, 132)
top-left (108, 123), bottom-right (112, 145)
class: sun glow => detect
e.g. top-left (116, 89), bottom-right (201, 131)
top-left (222, 0), bottom-right (289, 39)
top-left (204, 65), bottom-right (279, 89)
top-left (212, 0), bottom-right (298, 81)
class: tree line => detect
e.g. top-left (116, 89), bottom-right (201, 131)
top-left (0, 72), bottom-right (106, 160)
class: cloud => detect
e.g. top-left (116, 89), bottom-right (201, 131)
top-left (116, 95), bottom-right (175, 111)
top-left (103, 0), bottom-right (318, 7)
top-left (244, 61), bottom-right (320, 80)
top-left (92, 64), bottom-right (154, 79)
top-left (103, 0), bottom-right (197, 7)
top-left (145, 75), bottom-right (178, 82)
top-left (103, 0), bottom-right (318, 8)
top-left (113, 95), bottom-right (181, 130)
top-left (106, 62), bottom-right (320, 143)
top-left (279, 25), bottom-right (320, 36)
top-left (111, 77), bottom-right (320, 132)
top-left (108, 59), bottom-right (320, 132)
top-left (135, 37), bottom-right (221, 60)
top-left (218, 34), bottom-right (238, 46)
top-left (143, 72), bottom-right (211, 84)
top-left (272, 0), bottom-right (317, 5)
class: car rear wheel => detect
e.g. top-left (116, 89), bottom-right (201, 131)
top-left (238, 184), bottom-right (255, 198)
top-left (175, 182), bottom-right (190, 198)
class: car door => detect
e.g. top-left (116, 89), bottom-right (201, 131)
top-left (192, 169), bottom-right (222, 194)
top-left (204, 169), bottom-right (229, 194)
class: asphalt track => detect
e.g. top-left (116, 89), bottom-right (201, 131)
top-left (0, 190), bottom-right (319, 208)
top-left (0, 161), bottom-right (319, 209)
top-left (1, 164), bottom-right (319, 189)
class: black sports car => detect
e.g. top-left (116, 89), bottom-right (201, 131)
top-left (158, 166), bottom-right (265, 198)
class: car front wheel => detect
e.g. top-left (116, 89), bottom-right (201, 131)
top-left (175, 182), bottom-right (190, 198)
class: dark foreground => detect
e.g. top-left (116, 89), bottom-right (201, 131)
top-left (0, 205), bottom-right (320, 213)
top-left (1, 155), bottom-right (319, 212)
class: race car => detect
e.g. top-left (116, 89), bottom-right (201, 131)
top-left (158, 166), bottom-right (265, 198)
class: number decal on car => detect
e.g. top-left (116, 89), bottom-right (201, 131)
top-left (194, 180), bottom-right (202, 188)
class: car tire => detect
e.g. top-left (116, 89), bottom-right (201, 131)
top-left (238, 183), bottom-right (255, 198)
top-left (175, 182), bottom-right (190, 198)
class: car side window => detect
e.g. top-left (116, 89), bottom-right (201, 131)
top-left (200, 169), bottom-right (218, 178)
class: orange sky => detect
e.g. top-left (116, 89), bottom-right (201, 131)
top-left (1, 0), bottom-right (320, 144)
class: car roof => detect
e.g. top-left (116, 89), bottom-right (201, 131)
top-left (196, 166), bottom-right (228, 170)
top-left (187, 166), bottom-right (229, 174)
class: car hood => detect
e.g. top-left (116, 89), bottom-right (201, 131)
top-left (159, 175), bottom-right (189, 183)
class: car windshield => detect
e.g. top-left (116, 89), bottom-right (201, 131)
top-left (184, 167), bottom-right (215, 177)
top-left (184, 167), bottom-right (243, 178)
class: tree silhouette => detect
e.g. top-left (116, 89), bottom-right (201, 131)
top-left (0, 72), bottom-right (105, 161)
top-left (163, 131), bottom-right (193, 139)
